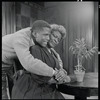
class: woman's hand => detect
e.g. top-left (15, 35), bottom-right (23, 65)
top-left (57, 75), bottom-right (71, 84)
top-left (48, 77), bottom-right (57, 84)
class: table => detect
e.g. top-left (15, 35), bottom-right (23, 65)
top-left (58, 72), bottom-right (98, 100)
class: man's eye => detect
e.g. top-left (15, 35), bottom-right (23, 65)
top-left (55, 35), bottom-right (58, 38)
top-left (45, 34), bottom-right (49, 36)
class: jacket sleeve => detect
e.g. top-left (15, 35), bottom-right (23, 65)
top-left (13, 36), bottom-right (54, 77)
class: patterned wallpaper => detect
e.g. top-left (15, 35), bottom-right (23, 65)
top-left (15, 2), bottom-right (44, 31)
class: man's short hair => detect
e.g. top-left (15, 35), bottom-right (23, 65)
top-left (31, 20), bottom-right (51, 33)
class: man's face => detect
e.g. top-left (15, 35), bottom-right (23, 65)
top-left (35, 27), bottom-right (51, 47)
top-left (48, 31), bottom-right (62, 48)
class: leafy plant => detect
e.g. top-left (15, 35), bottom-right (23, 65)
top-left (69, 38), bottom-right (98, 72)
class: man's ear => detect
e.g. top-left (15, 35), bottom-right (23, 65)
top-left (32, 32), bottom-right (38, 38)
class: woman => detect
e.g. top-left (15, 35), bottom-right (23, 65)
top-left (11, 24), bottom-right (70, 99)
top-left (47, 24), bottom-right (71, 83)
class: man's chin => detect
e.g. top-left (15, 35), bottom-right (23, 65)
top-left (42, 44), bottom-right (47, 47)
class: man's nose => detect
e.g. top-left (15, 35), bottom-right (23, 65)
top-left (46, 35), bottom-right (50, 41)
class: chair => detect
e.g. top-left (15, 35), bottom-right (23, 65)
top-left (2, 59), bottom-right (23, 99)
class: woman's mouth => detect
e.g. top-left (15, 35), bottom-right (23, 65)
top-left (50, 41), bottom-right (56, 47)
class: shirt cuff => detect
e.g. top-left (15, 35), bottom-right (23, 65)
top-left (52, 70), bottom-right (56, 76)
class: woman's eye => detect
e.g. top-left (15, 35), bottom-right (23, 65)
top-left (55, 35), bottom-right (58, 38)
top-left (58, 38), bottom-right (60, 42)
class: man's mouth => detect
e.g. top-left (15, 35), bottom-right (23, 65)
top-left (43, 41), bottom-right (48, 44)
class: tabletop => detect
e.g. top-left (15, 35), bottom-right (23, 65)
top-left (65, 72), bottom-right (98, 88)
top-left (58, 72), bottom-right (98, 100)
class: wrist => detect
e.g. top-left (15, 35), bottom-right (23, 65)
top-left (52, 70), bottom-right (59, 82)
top-left (53, 69), bottom-right (57, 76)
top-left (53, 70), bottom-right (55, 75)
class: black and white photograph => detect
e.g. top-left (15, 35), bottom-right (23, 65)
top-left (2, 1), bottom-right (99, 99)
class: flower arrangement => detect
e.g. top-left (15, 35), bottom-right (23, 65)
top-left (69, 38), bottom-right (98, 72)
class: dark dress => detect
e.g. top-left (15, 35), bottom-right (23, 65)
top-left (11, 43), bottom-right (64, 99)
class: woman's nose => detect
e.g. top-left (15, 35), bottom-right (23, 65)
top-left (46, 36), bottom-right (50, 41)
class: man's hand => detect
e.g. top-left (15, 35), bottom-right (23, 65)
top-left (57, 75), bottom-right (71, 84)
top-left (54, 68), bottom-right (71, 84)
top-left (48, 68), bottom-right (71, 85)
top-left (54, 68), bottom-right (67, 82)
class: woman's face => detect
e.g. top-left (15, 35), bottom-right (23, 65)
top-left (48, 31), bottom-right (62, 48)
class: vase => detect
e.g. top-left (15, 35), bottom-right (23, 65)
top-left (74, 70), bottom-right (85, 82)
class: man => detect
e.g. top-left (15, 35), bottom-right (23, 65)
top-left (2, 20), bottom-right (62, 99)
top-left (11, 23), bottom-right (68, 99)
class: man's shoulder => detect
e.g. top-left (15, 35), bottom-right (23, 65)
top-left (14, 27), bottom-right (31, 34)
top-left (19, 27), bottom-right (31, 31)
top-left (13, 27), bottom-right (31, 40)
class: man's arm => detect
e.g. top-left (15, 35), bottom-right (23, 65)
top-left (13, 36), bottom-right (55, 77)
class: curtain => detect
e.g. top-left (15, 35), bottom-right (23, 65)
top-left (44, 2), bottom-right (98, 74)
top-left (2, 2), bottom-right (16, 36)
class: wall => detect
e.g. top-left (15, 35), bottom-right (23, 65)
top-left (2, 2), bottom-right (16, 36)
top-left (44, 2), bottom-right (98, 74)
top-left (15, 2), bottom-right (45, 31)
top-left (2, 2), bottom-right (45, 35)
top-left (2, 2), bottom-right (98, 74)
top-left (2, 2), bottom-right (46, 71)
